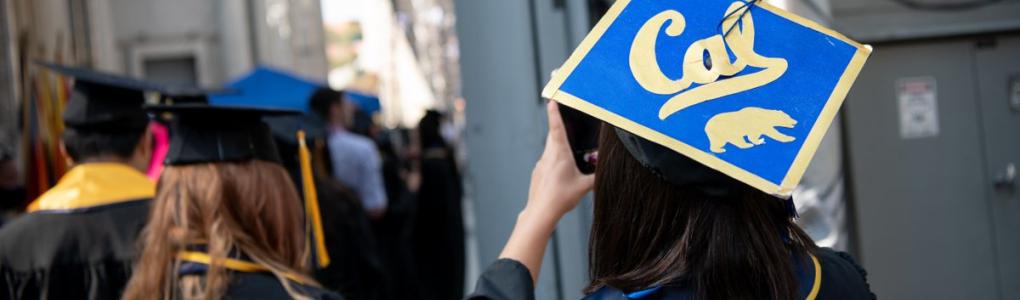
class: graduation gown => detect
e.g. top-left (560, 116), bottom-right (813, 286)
top-left (413, 147), bottom-right (466, 300)
top-left (176, 252), bottom-right (345, 300)
top-left (466, 248), bottom-right (875, 300)
top-left (0, 163), bottom-right (153, 300)
top-left (312, 178), bottom-right (388, 300)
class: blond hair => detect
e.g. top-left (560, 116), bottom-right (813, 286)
top-left (123, 160), bottom-right (317, 299)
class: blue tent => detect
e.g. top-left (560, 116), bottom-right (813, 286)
top-left (210, 66), bottom-right (324, 112)
top-left (210, 66), bottom-right (381, 114)
top-left (346, 91), bottom-right (381, 114)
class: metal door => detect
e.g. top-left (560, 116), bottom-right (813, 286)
top-left (974, 34), bottom-right (1020, 300)
top-left (844, 38), bottom-right (1000, 299)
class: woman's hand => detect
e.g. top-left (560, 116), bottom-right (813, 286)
top-left (497, 100), bottom-right (595, 284)
top-left (525, 100), bottom-right (595, 220)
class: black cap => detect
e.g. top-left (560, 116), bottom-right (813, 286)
top-left (264, 114), bottom-right (328, 147)
top-left (614, 128), bottom-right (745, 197)
top-left (157, 87), bottom-right (242, 105)
top-left (147, 104), bottom-right (301, 165)
top-left (38, 63), bottom-right (162, 130)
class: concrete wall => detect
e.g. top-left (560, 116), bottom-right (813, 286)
top-left (87, 0), bottom-right (326, 85)
top-left (832, 0), bottom-right (1020, 42)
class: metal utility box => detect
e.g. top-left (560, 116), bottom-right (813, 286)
top-left (844, 33), bottom-right (1020, 299)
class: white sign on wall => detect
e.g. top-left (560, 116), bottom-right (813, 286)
top-left (897, 77), bottom-right (939, 139)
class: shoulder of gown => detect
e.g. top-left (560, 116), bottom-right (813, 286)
top-left (226, 272), bottom-right (346, 300)
top-left (465, 258), bottom-right (535, 300)
top-left (814, 247), bottom-right (877, 300)
top-left (0, 199), bottom-right (151, 299)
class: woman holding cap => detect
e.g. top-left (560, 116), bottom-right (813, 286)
top-left (122, 105), bottom-right (342, 300)
top-left (466, 102), bottom-right (874, 300)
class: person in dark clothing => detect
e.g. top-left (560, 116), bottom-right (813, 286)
top-left (373, 128), bottom-right (424, 300)
top-left (0, 149), bottom-right (26, 226)
top-left (122, 105), bottom-right (342, 300)
top-left (0, 64), bottom-right (158, 300)
top-left (467, 102), bottom-right (874, 300)
top-left (414, 110), bottom-right (466, 300)
top-left (267, 114), bottom-right (389, 300)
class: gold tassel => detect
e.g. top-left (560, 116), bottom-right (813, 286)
top-left (297, 130), bottom-right (330, 267)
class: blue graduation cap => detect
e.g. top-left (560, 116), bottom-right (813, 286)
top-left (542, 0), bottom-right (871, 197)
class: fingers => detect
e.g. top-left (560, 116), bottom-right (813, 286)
top-left (546, 100), bottom-right (565, 133)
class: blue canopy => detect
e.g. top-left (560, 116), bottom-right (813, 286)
top-left (210, 66), bottom-right (324, 112)
top-left (346, 91), bottom-right (381, 114)
top-left (210, 66), bottom-right (382, 114)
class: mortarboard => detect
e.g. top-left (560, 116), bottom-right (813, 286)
top-left (542, 0), bottom-right (871, 198)
top-left (146, 104), bottom-right (300, 165)
top-left (152, 103), bottom-right (333, 268)
top-left (38, 62), bottom-right (163, 130)
top-left (157, 87), bottom-right (242, 105)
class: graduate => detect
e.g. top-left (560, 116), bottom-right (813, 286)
top-left (122, 104), bottom-right (344, 299)
top-left (469, 0), bottom-right (876, 298)
top-left (0, 64), bottom-right (160, 299)
top-left (266, 114), bottom-right (389, 299)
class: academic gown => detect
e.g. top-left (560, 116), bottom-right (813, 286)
top-left (0, 163), bottom-right (153, 300)
top-left (214, 272), bottom-right (345, 299)
top-left (176, 257), bottom-right (346, 300)
top-left (466, 248), bottom-right (875, 300)
top-left (413, 146), bottom-right (466, 300)
top-left (312, 177), bottom-right (388, 300)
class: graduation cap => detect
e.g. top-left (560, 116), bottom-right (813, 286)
top-left (542, 0), bottom-right (871, 198)
top-left (151, 103), bottom-right (332, 267)
top-left (263, 114), bottom-right (332, 268)
top-left (157, 87), bottom-right (242, 105)
top-left (38, 63), bottom-right (163, 130)
top-left (147, 104), bottom-right (299, 165)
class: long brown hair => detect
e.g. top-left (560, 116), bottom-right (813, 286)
top-left (123, 160), bottom-right (315, 299)
top-left (587, 124), bottom-right (817, 299)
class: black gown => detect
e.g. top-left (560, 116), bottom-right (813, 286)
top-left (312, 177), bottom-right (389, 300)
top-left (413, 146), bottom-right (466, 300)
top-left (217, 272), bottom-right (344, 299)
top-left (466, 248), bottom-right (875, 300)
top-left (0, 200), bottom-right (150, 299)
top-left (0, 164), bottom-right (153, 300)
top-left (174, 263), bottom-right (345, 300)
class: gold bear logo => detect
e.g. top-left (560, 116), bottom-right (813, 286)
top-left (704, 107), bottom-right (797, 153)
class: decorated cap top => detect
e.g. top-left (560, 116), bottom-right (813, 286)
top-left (542, 0), bottom-right (871, 197)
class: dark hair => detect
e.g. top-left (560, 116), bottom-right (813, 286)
top-left (308, 88), bottom-right (344, 121)
top-left (417, 110), bottom-right (445, 149)
top-left (62, 126), bottom-right (146, 162)
top-left (587, 123), bottom-right (817, 299)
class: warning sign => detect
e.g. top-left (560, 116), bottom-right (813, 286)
top-left (897, 77), bottom-right (939, 139)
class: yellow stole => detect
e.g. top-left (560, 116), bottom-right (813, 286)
top-left (28, 163), bottom-right (154, 212)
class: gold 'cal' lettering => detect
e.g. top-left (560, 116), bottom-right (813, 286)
top-left (629, 2), bottom-right (788, 120)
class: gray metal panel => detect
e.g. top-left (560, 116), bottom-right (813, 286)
top-left (974, 34), bottom-right (1020, 300)
top-left (531, 0), bottom-right (594, 298)
top-left (844, 39), bottom-right (999, 299)
top-left (454, 0), bottom-right (558, 298)
top-left (832, 0), bottom-right (1020, 42)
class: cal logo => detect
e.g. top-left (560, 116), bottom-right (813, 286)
top-left (542, 0), bottom-right (871, 196)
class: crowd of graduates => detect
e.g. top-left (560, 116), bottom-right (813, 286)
top-left (0, 64), bottom-right (467, 300)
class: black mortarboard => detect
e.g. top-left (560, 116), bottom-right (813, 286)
top-left (39, 63), bottom-right (163, 130)
top-left (157, 87), bottom-right (241, 105)
top-left (147, 104), bottom-right (300, 165)
top-left (614, 128), bottom-right (744, 197)
top-left (264, 114), bottom-right (328, 147)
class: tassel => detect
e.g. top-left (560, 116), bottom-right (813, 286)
top-left (298, 130), bottom-right (330, 268)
